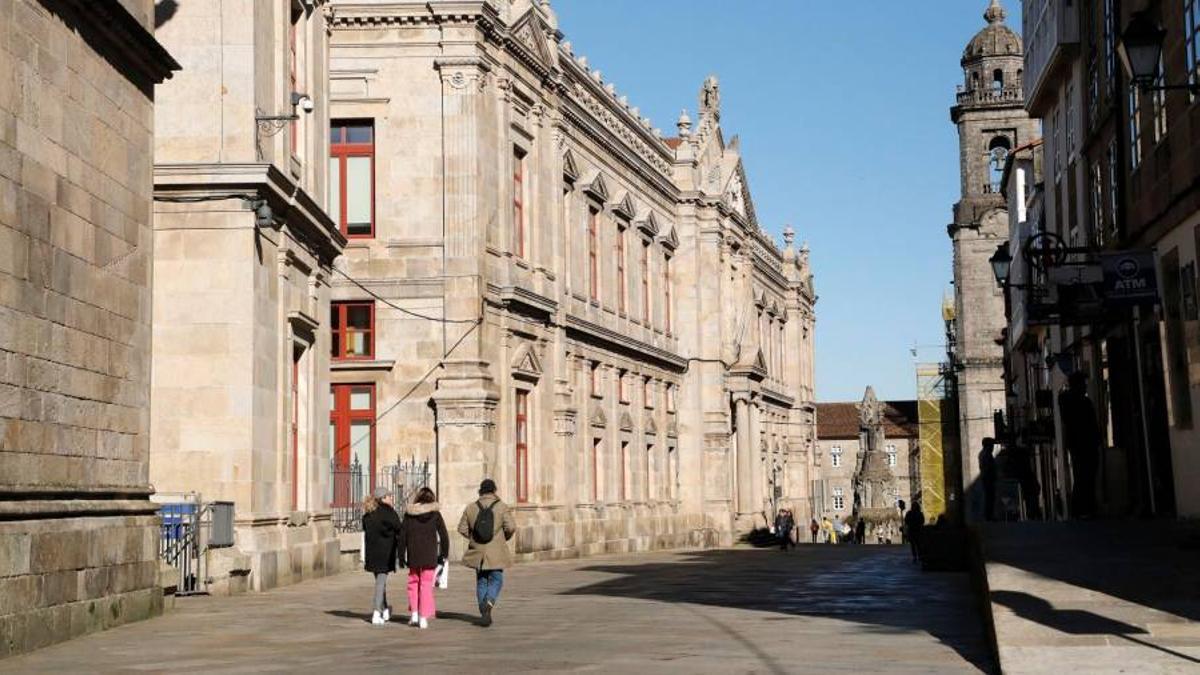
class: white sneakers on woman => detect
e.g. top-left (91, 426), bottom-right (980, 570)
top-left (371, 610), bottom-right (385, 626)
top-left (409, 612), bottom-right (419, 626)
top-left (418, 617), bottom-right (429, 630)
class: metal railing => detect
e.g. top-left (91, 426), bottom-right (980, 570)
top-left (331, 458), bottom-right (431, 533)
top-left (158, 496), bottom-right (234, 596)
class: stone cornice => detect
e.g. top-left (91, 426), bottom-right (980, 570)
top-left (559, 61), bottom-right (674, 174)
top-left (329, 1), bottom-right (500, 35)
top-left (561, 108), bottom-right (679, 202)
top-left (154, 163), bottom-right (346, 263)
top-left (565, 315), bottom-right (687, 372)
top-left (46, 0), bottom-right (180, 89)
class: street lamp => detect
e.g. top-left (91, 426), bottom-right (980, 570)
top-left (990, 242), bottom-right (1013, 288)
top-left (1118, 11), bottom-right (1198, 93)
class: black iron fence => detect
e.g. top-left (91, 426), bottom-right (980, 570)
top-left (331, 458), bottom-right (431, 533)
top-left (158, 497), bottom-right (234, 595)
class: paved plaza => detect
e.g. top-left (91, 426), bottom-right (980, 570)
top-left (2, 545), bottom-right (992, 674)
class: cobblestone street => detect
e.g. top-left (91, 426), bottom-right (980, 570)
top-left (2, 546), bottom-right (992, 674)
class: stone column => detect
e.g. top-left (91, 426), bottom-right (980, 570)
top-left (750, 399), bottom-right (764, 522)
top-left (431, 56), bottom-right (500, 559)
top-left (734, 393), bottom-right (753, 517)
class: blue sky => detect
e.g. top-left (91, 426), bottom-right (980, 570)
top-left (554, 0), bottom-right (1022, 403)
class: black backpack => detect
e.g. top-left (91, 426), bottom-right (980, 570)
top-left (472, 499), bottom-right (497, 544)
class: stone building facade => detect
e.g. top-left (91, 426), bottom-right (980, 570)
top-left (149, 0), bottom-right (346, 591)
top-left (948, 0), bottom-right (1039, 521)
top-left (0, 0), bottom-right (177, 656)
top-left (814, 390), bottom-right (920, 535)
top-left (326, 0), bottom-right (817, 560)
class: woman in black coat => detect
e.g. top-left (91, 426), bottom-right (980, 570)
top-left (362, 487), bottom-right (402, 625)
top-left (398, 487), bottom-right (450, 628)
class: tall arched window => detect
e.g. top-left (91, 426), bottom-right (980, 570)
top-left (987, 136), bottom-right (1012, 193)
top-left (992, 69), bottom-right (1005, 92)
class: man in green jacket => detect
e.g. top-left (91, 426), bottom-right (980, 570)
top-left (458, 479), bottom-right (516, 627)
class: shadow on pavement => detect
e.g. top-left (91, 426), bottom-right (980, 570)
top-left (325, 609), bottom-right (373, 623)
top-left (559, 547), bottom-right (995, 673)
top-left (981, 521), bottom-right (1200, 623)
top-left (991, 590), bottom-right (1146, 635)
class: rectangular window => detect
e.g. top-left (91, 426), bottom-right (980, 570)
top-left (832, 487), bottom-right (845, 511)
top-left (643, 377), bottom-right (654, 409)
top-left (1188, 0), bottom-right (1200, 92)
top-left (331, 301), bottom-right (374, 360)
top-left (1107, 139), bottom-right (1119, 229)
top-left (1129, 87), bottom-right (1143, 171)
top-left (886, 444), bottom-right (898, 468)
top-left (1065, 83), bottom-right (1076, 155)
top-left (1104, 0), bottom-right (1115, 94)
top-left (591, 438), bottom-right (601, 503)
top-left (1153, 57), bottom-right (1168, 143)
top-left (666, 384), bottom-right (676, 413)
top-left (330, 120), bottom-right (375, 237)
top-left (515, 390), bottom-right (529, 503)
top-left (330, 383), bottom-right (375, 506)
top-left (590, 362), bottom-right (602, 398)
top-left (291, 353), bottom-right (300, 510)
top-left (619, 440), bottom-right (628, 502)
top-left (1087, 53), bottom-right (1100, 128)
top-left (1090, 163), bottom-right (1105, 247)
top-left (616, 225), bottom-right (627, 314)
top-left (641, 240), bottom-right (651, 323)
top-left (588, 207), bottom-right (600, 301)
top-left (513, 147), bottom-right (526, 258)
top-left (663, 253), bottom-right (672, 333)
top-left (618, 369), bottom-right (629, 403)
top-left (830, 446), bottom-right (842, 468)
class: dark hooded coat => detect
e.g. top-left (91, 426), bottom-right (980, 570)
top-left (398, 502), bottom-right (450, 570)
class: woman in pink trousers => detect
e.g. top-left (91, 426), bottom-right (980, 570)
top-left (398, 487), bottom-right (449, 628)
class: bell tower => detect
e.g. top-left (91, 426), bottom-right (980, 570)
top-left (947, 0), bottom-right (1039, 521)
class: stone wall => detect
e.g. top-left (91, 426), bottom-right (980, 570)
top-left (0, 0), bottom-right (176, 657)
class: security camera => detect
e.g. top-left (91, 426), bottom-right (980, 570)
top-left (291, 92), bottom-right (314, 114)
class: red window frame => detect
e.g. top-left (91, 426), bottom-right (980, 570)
top-left (513, 148), bottom-right (526, 258)
top-left (616, 225), bottom-right (627, 313)
top-left (330, 120), bottom-right (376, 238)
top-left (591, 438), bottom-right (600, 503)
top-left (330, 301), bottom-right (374, 360)
top-left (663, 253), bottom-right (672, 334)
top-left (515, 390), bottom-right (529, 503)
top-left (291, 354), bottom-right (300, 510)
top-left (588, 207), bottom-right (600, 301)
top-left (619, 440), bottom-right (628, 502)
top-left (329, 383), bottom-right (376, 477)
top-left (641, 240), bottom-right (651, 324)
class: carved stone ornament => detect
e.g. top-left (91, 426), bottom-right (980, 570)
top-left (435, 403), bottom-right (497, 427)
top-left (511, 341), bottom-right (543, 382)
top-left (554, 408), bottom-right (578, 436)
top-left (619, 411), bottom-right (634, 432)
top-left (590, 405), bottom-right (607, 429)
top-left (434, 57), bottom-right (491, 94)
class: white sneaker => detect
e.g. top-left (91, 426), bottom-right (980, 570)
top-left (418, 617), bottom-right (428, 630)
top-left (371, 610), bottom-right (384, 626)
top-left (381, 607), bottom-right (390, 623)
top-left (409, 612), bottom-right (419, 626)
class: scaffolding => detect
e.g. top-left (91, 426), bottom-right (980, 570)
top-left (917, 364), bottom-right (949, 522)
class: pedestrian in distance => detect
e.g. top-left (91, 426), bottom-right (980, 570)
top-left (362, 486), bottom-right (402, 626)
top-left (809, 518), bottom-right (820, 544)
top-left (980, 438), bottom-right (998, 522)
top-left (458, 479), bottom-right (516, 628)
top-left (822, 516), bottom-right (835, 544)
top-left (774, 508), bottom-right (796, 551)
top-left (1059, 371), bottom-right (1102, 519)
top-left (398, 487), bottom-right (449, 629)
top-left (904, 502), bottom-right (925, 563)
top-left (855, 518), bottom-right (866, 545)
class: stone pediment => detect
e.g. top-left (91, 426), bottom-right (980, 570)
top-left (724, 161), bottom-right (760, 230)
top-left (511, 342), bottom-right (543, 382)
top-left (667, 418), bottom-right (678, 438)
top-left (644, 416), bottom-right (658, 436)
top-left (589, 405), bottom-right (607, 429)
top-left (619, 411), bottom-right (634, 432)
top-left (732, 346), bottom-right (767, 381)
top-left (635, 210), bottom-right (660, 237)
top-left (612, 192), bottom-right (637, 221)
top-left (581, 172), bottom-right (609, 202)
top-left (509, 8), bottom-right (556, 75)
top-left (659, 225), bottom-right (679, 250)
top-left (562, 149), bottom-right (580, 182)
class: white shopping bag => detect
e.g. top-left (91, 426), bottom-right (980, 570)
top-left (435, 562), bottom-right (448, 589)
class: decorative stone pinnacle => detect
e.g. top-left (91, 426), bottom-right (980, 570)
top-left (677, 109), bottom-right (692, 136)
top-left (985, 0), bottom-right (1006, 25)
top-left (782, 226), bottom-right (795, 246)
